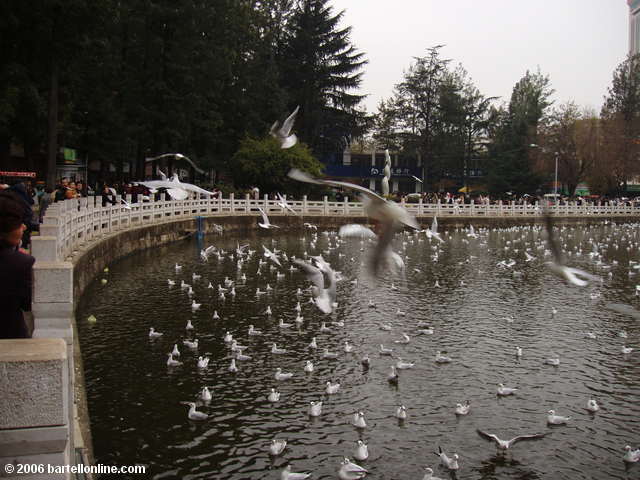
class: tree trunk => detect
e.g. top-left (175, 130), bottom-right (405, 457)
top-left (46, 62), bottom-right (59, 187)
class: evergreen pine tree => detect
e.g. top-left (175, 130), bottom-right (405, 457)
top-left (281, 0), bottom-right (367, 155)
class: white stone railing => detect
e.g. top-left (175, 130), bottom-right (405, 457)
top-left (32, 193), bottom-right (639, 263)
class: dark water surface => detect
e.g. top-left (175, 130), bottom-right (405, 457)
top-left (76, 223), bottom-right (640, 479)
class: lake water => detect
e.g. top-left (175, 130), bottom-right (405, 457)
top-left (76, 222), bottom-right (640, 479)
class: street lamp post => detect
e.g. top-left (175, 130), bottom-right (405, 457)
top-left (529, 144), bottom-right (559, 196)
top-left (554, 152), bottom-right (558, 196)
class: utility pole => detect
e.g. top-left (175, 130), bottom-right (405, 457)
top-left (554, 152), bottom-right (559, 196)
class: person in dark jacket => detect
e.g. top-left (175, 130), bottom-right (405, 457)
top-left (0, 191), bottom-right (35, 338)
top-left (101, 184), bottom-right (116, 207)
top-left (39, 187), bottom-right (54, 222)
top-left (54, 178), bottom-right (69, 202)
top-left (8, 181), bottom-right (34, 248)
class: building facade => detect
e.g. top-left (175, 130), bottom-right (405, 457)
top-left (321, 147), bottom-right (423, 195)
top-left (629, 0), bottom-right (640, 55)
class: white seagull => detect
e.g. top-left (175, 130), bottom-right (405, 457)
top-left (293, 256), bottom-right (336, 314)
top-left (624, 445), bottom-right (640, 463)
top-left (180, 401), bottom-right (208, 421)
top-left (435, 446), bottom-right (459, 470)
top-left (280, 464), bottom-right (310, 480)
top-left (148, 327), bottom-right (163, 338)
top-left (270, 106), bottom-right (300, 149)
top-left (309, 401), bottom-right (323, 417)
top-left (497, 383), bottom-right (517, 396)
top-left (477, 429), bottom-right (546, 451)
top-left (547, 409), bottom-right (571, 425)
top-left (543, 210), bottom-right (599, 286)
top-left (586, 398), bottom-right (599, 413)
top-left (338, 458), bottom-right (368, 480)
top-left (455, 401), bottom-right (471, 416)
top-left (257, 207), bottom-right (279, 229)
top-left (269, 438), bottom-right (287, 456)
top-left (354, 440), bottom-right (369, 461)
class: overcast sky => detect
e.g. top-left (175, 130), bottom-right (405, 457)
top-left (331, 0), bottom-right (628, 114)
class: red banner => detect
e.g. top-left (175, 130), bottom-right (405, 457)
top-left (0, 171), bottom-right (36, 178)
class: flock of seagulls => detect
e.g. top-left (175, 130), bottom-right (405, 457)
top-left (123, 206), bottom-right (640, 479)
top-left (95, 128), bottom-right (638, 478)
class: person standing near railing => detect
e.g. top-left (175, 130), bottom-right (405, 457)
top-left (0, 191), bottom-right (35, 338)
top-left (101, 184), bottom-right (117, 207)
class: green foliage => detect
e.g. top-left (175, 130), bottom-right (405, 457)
top-left (373, 46), bottom-right (495, 190)
top-left (231, 136), bottom-right (323, 195)
top-left (280, 0), bottom-right (367, 155)
top-left (1, 0), bottom-right (366, 186)
top-left (598, 54), bottom-right (640, 192)
top-left (487, 69), bottom-right (554, 195)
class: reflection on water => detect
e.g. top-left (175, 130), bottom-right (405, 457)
top-left (76, 223), bottom-right (640, 479)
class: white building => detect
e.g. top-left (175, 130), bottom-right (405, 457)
top-left (629, 0), bottom-right (640, 55)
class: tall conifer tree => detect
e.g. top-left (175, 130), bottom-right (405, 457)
top-left (281, 0), bottom-right (367, 155)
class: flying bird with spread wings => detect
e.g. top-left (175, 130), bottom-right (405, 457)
top-left (270, 106), bottom-right (300, 149)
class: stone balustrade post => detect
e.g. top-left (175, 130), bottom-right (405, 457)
top-left (302, 195), bottom-right (308, 215)
top-left (343, 196), bottom-right (348, 215)
top-left (229, 193), bottom-right (235, 213)
top-left (0, 339), bottom-right (71, 480)
top-left (323, 196), bottom-right (328, 215)
top-left (245, 194), bottom-right (250, 213)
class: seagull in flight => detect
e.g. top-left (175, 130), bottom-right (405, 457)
top-left (276, 193), bottom-right (298, 215)
top-left (257, 207), bottom-right (279, 229)
top-left (136, 172), bottom-right (216, 200)
top-left (543, 209), bottom-right (599, 286)
top-left (289, 168), bottom-right (417, 275)
top-left (263, 245), bottom-right (282, 267)
top-left (294, 256), bottom-right (336, 314)
top-left (289, 168), bottom-right (417, 229)
top-left (425, 216), bottom-right (444, 243)
top-left (270, 106), bottom-right (299, 149)
top-left (339, 222), bottom-right (406, 276)
top-left (477, 429), bottom-right (546, 452)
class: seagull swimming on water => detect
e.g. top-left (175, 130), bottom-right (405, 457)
top-left (435, 446), bottom-right (459, 470)
top-left (269, 438), bottom-right (287, 456)
top-left (422, 467), bottom-right (445, 480)
top-left (497, 383), bottom-right (517, 396)
top-left (309, 401), bottom-right (323, 417)
top-left (624, 445), bottom-right (640, 463)
top-left (180, 401), bottom-right (208, 421)
top-left (586, 398), bottom-right (599, 412)
top-left (280, 464), bottom-right (310, 480)
top-left (547, 409), bottom-right (571, 425)
top-left (338, 458), bottom-right (368, 480)
top-left (354, 440), bottom-right (369, 461)
top-left (148, 327), bottom-right (163, 338)
top-left (455, 401), bottom-right (470, 415)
